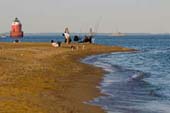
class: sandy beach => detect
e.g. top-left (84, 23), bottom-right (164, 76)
top-left (0, 43), bottom-right (134, 113)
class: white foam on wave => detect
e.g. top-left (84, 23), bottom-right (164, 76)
top-left (101, 79), bottom-right (115, 87)
top-left (94, 62), bottom-right (118, 73)
top-left (127, 72), bottom-right (145, 81)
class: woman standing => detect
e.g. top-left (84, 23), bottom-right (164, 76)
top-left (63, 27), bottom-right (71, 44)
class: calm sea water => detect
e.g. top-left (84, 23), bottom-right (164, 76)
top-left (0, 34), bottom-right (64, 42)
top-left (1, 34), bottom-right (170, 113)
top-left (83, 35), bottom-right (170, 113)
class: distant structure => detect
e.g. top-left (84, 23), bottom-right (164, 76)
top-left (112, 32), bottom-right (126, 37)
top-left (10, 18), bottom-right (24, 38)
top-left (89, 28), bottom-right (93, 36)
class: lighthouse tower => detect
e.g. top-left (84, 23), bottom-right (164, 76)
top-left (10, 18), bottom-right (24, 38)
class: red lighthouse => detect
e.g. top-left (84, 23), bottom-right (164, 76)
top-left (10, 18), bottom-right (24, 38)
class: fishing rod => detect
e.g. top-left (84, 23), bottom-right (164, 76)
top-left (93, 16), bottom-right (102, 37)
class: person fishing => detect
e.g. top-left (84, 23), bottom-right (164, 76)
top-left (63, 27), bottom-right (71, 44)
top-left (83, 28), bottom-right (93, 43)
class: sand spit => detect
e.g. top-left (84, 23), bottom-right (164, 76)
top-left (0, 43), bottom-right (134, 113)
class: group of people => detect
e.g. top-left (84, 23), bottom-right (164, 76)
top-left (62, 27), bottom-right (94, 44)
top-left (51, 27), bottom-right (94, 47)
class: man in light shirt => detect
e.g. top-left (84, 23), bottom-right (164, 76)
top-left (63, 27), bottom-right (71, 44)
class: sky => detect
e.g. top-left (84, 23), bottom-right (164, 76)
top-left (0, 0), bottom-right (170, 33)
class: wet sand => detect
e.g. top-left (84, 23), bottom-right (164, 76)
top-left (0, 43), bottom-right (134, 113)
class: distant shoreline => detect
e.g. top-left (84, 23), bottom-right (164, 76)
top-left (1, 32), bottom-right (170, 37)
top-left (0, 42), bottom-right (135, 113)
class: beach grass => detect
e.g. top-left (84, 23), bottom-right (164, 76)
top-left (0, 42), bottom-right (134, 113)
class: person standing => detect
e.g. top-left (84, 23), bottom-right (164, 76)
top-left (63, 27), bottom-right (71, 44)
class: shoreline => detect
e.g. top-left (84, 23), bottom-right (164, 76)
top-left (0, 43), bottom-right (135, 113)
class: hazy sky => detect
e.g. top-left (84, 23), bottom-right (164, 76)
top-left (0, 0), bottom-right (170, 33)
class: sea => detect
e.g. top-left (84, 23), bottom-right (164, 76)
top-left (1, 34), bottom-right (170, 113)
